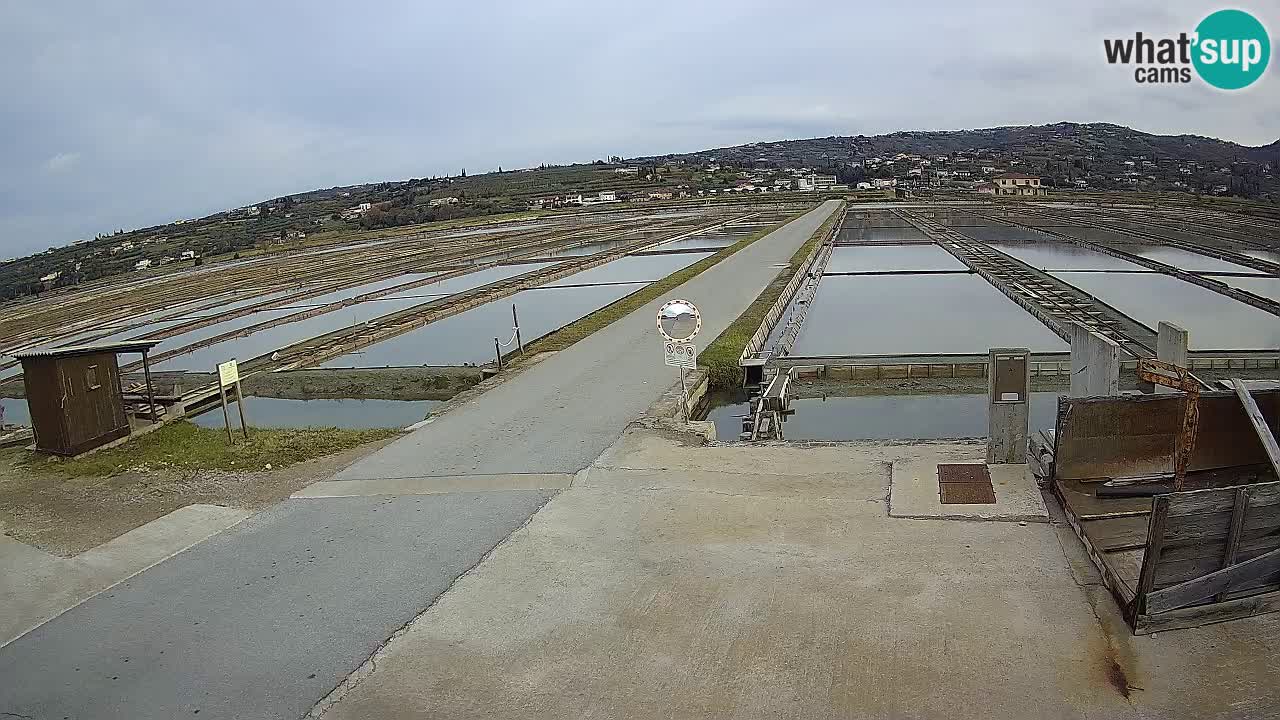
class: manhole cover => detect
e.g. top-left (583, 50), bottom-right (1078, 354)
top-left (938, 463), bottom-right (990, 484)
top-left (938, 463), bottom-right (996, 505)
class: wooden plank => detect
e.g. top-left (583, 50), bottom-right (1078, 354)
top-left (1134, 497), bottom-right (1169, 613)
top-left (1146, 546), bottom-right (1280, 614)
top-left (1232, 378), bottom-right (1280, 480)
top-left (1080, 515), bottom-right (1152, 551)
top-left (1155, 543), bottom-right (1279, 588)
top-left (1165, 480), bottom-right (1280, 517)
top-left (1135, 587), bottom-right (1280, 635)
top-left (1055, 477), bottom-right (1152, 519)
top-left (1104, 548), bottom-right (1144, 588)
top-left (1052, 479), bottom-right (1137, 610)
top-left (1163, 504), bottom-right (1280, 544)
top-left (1216, 487), bottom-right (1249, 602)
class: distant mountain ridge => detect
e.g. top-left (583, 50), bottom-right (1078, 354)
top-left (634, 122), bottom-right (1280, 169)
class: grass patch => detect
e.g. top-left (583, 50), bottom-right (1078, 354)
top-left (517, 209), bottom-right (811, 357)
top-left (698, 203), bottom-right (843, 389)
top-left (21, 422), bottom-right (399, 478)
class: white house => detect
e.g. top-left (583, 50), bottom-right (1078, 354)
top-left (134, 259), bottom-right (152, 271)
top-left (812, 174), bottom-right (837, 190)
top-left (992, 173), bottom-right (1046, 196)
top-left (180, 250), bottom-right (197, 260)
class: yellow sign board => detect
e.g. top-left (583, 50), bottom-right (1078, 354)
top-left (217, 359), bottom-right (239, 388)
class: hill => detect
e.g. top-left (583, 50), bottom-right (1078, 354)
top-left (635, 121), bottom-right (1279, 197)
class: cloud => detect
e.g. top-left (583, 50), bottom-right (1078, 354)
top-left (0, 0), bottom-right (1276, 256)
top-left (43, 152), bottom-right (80, 173)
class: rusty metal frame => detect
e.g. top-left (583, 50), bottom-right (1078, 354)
top-left (1137, 358), bottom-right (1201, 490)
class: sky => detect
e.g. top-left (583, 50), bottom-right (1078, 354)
top-left (1, 1), bottom-right (1277, 256)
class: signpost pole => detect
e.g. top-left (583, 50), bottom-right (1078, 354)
top-left (234, 379), bottom-right (249, 440)
top-left (216, 359), bottom-right (241, 445)
top-left (679, 366), bottom-right (688, 422)
top-left (219, 385), bottom-right (234, 445)
top-left (513, 304), bottom-right (524, 355)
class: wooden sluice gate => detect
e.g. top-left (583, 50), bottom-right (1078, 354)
top-left (738, 369), bottom-right (793, 441)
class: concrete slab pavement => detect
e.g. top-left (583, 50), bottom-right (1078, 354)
top-left (889, 456), bottom-right (1050, 522)
top-left (317, 429), bottom-right (1280, 719)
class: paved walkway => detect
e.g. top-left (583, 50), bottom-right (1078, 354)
top-left (0, 201), bottom-right (840, 720)
top-left (320, 429), bottom-right (1280, 719)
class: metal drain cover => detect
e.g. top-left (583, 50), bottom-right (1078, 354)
top-left (938, 463), bottom-right (996, 504)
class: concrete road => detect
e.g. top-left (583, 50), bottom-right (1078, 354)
top-left (0, 201), bottom-right (838, 720)
top-left (0, 492), bottom-right (555, 720)
top-left (335, 200), bottom-right (841, 479)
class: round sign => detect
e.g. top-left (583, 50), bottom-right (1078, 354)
top-left (657, 299), bottom-right (701, 341)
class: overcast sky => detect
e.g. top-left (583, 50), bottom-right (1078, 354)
top-left (1, 1), bottom-right (1276, 255)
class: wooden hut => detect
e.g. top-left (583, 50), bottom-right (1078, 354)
top-left (13, 340), bottom-right (161, 456)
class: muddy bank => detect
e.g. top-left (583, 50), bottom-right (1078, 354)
top-left (790, 375), bottom-right (1068, 399)
top-left (788, 365), bottom-right (1280, 399)
top-left (139, 367), bottom-right (483, 401)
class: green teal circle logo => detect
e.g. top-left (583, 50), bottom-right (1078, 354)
top-left (1193, 9), bottom-right (1270, 89)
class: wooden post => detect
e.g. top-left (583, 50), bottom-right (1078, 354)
top-left (1232, 378), bottom-right (1280, 480)
top-left (141, 349), bottom-right (158, 423)
top-left (1216, 487), bottom-right (1249, 602)
top-left (219, 385), bottom-right (234, 444)
top-left (513, 304), bottom-right (524, 355)
top-left (494, 338), bottom-right (503, 370)
top-left (1133, 496), bottom-right (1169, 618)
top-left (234, 379), bottom-right (249, 440)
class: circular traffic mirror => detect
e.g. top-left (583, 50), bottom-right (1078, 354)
top-left (657, 299), bottom-right (700, 341)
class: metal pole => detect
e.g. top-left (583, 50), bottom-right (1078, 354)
top-left (219, 385), bottom-right (234, 444)
top-left (141, 350), bottom-right (157, 423)
top-left (234, 379), bottom-right (249, 440)
top-left (679, 366), bottom-right (688, 423)
top-left (513, 303), bottom-right (524, 355)
top-left (494, 337), bottom-right (503, 370)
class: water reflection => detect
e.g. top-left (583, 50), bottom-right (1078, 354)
top-left (985, 242), bottom-right (1144, 272)
top-left (0, 396), bottom-right (30, 426)
top-left (705, 391), bottom-right (1061, 441)
top-left (1052, 271), bottom-right (1280, 350)
top-left (793, 274), bottom-right (1067, 355)
top-left (825, 245), bottom-right (965, 273)
top-left (323, 282), bottom-right (648, 367)
top-left (836, 227), bottom-right (927, 243)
